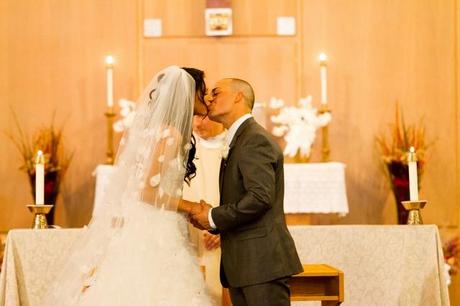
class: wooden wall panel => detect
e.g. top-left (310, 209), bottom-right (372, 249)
top-left (451, 0), bottom-right (460, 304)
top-left (143, 0), bottom-right (206, 36)
top-left (300, 0), bottom-right (458, 225)
top-left (141, 37), bottom-right (298, 104)
top-left (143, 0), bottom-right (297, 36)
top-left (0, 0), bottom-right (139, 229)
top-left (231, 0), bottom-right (297, 35)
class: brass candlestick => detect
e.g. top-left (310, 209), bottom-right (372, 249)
top-left (318, 105), bottom-right (331, 162)
top-left (27, 204), bottom-right (54, 229)
top-left (401, 200), bottom-right (427, 225)
top-left (105, 107), bottom-right (116, 165)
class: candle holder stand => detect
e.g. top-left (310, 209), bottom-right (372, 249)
top-left (318, 105), bottom-right (331, 162)
top-left (401, 200), bottom-right (427, 225)
top-left (105, 107), bottom-right (116, 165)
top-left (27, 204), bottom-right (54, 229)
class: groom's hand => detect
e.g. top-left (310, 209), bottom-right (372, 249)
top-left (190, 200), bottom-right (212, 230)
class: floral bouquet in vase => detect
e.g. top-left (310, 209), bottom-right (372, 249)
top-left (376, 104), bottom-right (430, 224)
top-left (7, 111), bottom-right (73, 225)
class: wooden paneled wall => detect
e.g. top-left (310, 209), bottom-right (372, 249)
top-left (0, 0), bottom-right (140, 227)
top-left (0, 0), bottom-right (459, 300)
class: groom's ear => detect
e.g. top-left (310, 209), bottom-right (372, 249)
top-left (234, 91), bottom-right (244, 104)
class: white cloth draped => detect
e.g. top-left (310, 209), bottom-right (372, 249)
top-left (284, 162), bottom-right (349, 215)
top-left (289, 225), bottom-right (449, 306)
top-left (0, 225), bottom-right (449, 306)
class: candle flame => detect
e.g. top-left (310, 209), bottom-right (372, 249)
top-left (35, 150), bottom-right (45, 164)
top-left (409, 146), bottom-right (415, 153)
top-left (105, 55), bottom-right (114, 66)
top-left (319, 53), bottom-right (328, 63)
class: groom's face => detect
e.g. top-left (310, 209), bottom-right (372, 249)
top-left (207, 79), bottom-right (235, 121)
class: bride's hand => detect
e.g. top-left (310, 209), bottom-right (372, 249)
top-left (178, 199), bottom-right (203, 219)
top-left (189, 202), bottom-right (204, 216)
top-left (203, 232), bottom-right (220, 250)
top-left (189, 200), bottom-right (212, 230)
top-left (178, 199), bottom-right (194, 213)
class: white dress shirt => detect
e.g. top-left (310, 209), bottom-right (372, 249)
top-left (208, 113), bottom-right (253, 229)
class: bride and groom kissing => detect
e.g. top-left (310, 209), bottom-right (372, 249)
top-left (44, 66), bottom-right (302, 306)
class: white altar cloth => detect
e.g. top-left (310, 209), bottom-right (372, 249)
top-left (284, 162), bottom-right (349, 215)
top-left (289, 225), bottom-right (450, 306)
top-left (0, 225), bottom-right (449, 306)
top-left (92, 164), bottom-right (115, 217)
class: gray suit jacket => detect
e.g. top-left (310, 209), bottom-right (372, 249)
top-left (211, 117), bottom-right (303, 288)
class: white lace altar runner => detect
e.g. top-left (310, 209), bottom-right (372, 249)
top-left (284, 162), bottom-right (349, 215)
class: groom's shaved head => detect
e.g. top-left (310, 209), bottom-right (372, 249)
top-left (226, 78), bottom-right (255, 110)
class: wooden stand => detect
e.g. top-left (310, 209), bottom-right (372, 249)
top-left (222, 264), bottom-right (344, 306)
top-left (290, 264), bottom-right (344, 305)
top-left (285, 213), bottom-right (312, 225)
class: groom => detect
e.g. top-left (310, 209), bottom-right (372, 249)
top-left (189, 78), bottom-right (303, 306)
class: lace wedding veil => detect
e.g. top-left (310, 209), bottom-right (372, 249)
top-left (42, 65), bottom-right (197, 304)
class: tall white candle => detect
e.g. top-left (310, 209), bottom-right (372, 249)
top-left (105, 55), bottom-right (114, 108)
top-left (35, 150), bottom-right (45, 205)
top-left (319, 53), bottom-right (328, 105)
top-left (408, 146), bottom-right (419, 201)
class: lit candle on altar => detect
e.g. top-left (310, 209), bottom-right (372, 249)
top-left (319, 53), bottom-right (328, 105)
top-left (105, 55), bottom-right (114, 108)
top-left (408, 146), bottom-right (419, 201)
top-left (35, 150), bottom-right (45, 205)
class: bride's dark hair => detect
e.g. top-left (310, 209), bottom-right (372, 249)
top-left (182, 67), bottom-right (206, 185)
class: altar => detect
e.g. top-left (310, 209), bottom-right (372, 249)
top-left (0, 225), bottom-right (449, 306)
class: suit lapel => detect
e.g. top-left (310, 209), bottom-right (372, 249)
top-left (218, 118), bottom-right (254, 203)
top-left (228, 117), bottom-right (254, 151)
top-left (219, 158), bottom-right (226, 196)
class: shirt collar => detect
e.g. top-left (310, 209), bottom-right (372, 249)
top-left (225, 113), bottom-right (253, 147)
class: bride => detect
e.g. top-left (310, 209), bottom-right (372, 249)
top-left (42, 66), bottom-right (214, 306)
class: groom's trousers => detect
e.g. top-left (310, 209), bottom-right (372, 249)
top-left (228, 277), bottom-right (290, 306)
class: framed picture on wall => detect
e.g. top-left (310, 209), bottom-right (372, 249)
top-left (205, 8), bottom-right (232, 36)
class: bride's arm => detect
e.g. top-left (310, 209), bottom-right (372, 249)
top-left (142, 126), bottom-right (199, 212)
top-left (177, 199), bottom-right (203, 214)
top-left (141, 133), bottom-right (166, 202)
top-left (177, 199), bottom-right (193, 213)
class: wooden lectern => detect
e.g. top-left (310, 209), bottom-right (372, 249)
top-left (222, 264), bottom-right (344, 306)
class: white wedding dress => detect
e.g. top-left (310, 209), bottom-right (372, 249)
top-left (77, 202), bottom-right (213, 306)
top-left (42, 66), bottom-right (214, 306)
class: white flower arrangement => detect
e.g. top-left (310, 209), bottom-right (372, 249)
top-left (113, 99), bottom-right (136, 132)
top-left (270, 95), bottom-right (331, 158)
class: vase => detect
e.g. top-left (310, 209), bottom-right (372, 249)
top-left (29, 170), bottom-right (60, 225)
top-left (386, 161), bottom-right (423, 224)
top-left (386, 161), bottom-right (420, 225)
